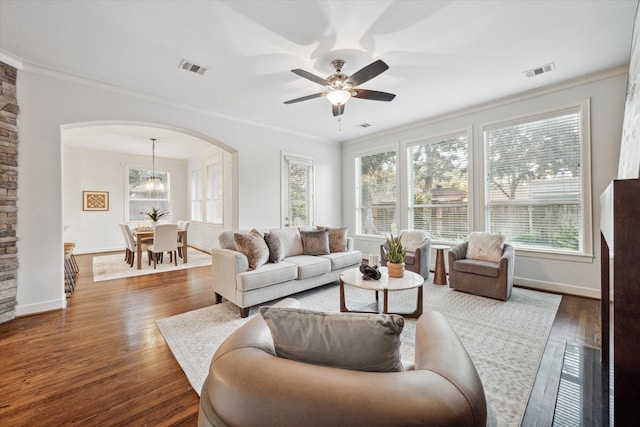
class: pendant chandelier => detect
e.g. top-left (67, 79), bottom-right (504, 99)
top-left (145, 138), bottom-right (164, 192)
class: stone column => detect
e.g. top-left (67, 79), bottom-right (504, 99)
top-left (0, 62), bottom-right (19, 324)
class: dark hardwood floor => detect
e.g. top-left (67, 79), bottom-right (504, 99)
top-left (0, 252), bottom-right (600, 426)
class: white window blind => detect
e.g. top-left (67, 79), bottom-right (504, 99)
top-left (206, 161), bottom-right (223, 224)
top-left (407, 134), bottom-right (469, 242)
top-left (484, 109), bottom-right (583, 253)
top-left (356, 151), bottom-right (397, 235)
top-left (190, 169), bottom-right (203, 221)
top-left (128, 167), bottom-right (171, 221)
top-left (282, 155), bottom-right (314, 228)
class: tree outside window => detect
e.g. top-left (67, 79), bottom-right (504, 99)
top-left (356, 151), bottom-right (397, 235)
top-left (128, 167), bottom-right (170, 221)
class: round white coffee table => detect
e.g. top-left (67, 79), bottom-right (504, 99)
top-left (339, 266), bottom-right (424, 318)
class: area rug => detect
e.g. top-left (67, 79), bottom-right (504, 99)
top-left (92, 247), bottom-right (211, 282)
top-left (156, 282), bottom-right (561, 427)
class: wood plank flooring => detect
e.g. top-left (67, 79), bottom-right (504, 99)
top-left (0, 252), bottom-right (600, 426)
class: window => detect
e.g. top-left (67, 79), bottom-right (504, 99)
top-left (128, 167), bottom-right (170, 221)
top-left (484, 107), bottom-right (586, 254)
top-left (356, 151), bottom-right (397, 235)
top-left (206, 161), bottom-right (223, 224)
top-left (190, 169), bottom-right (203, 221)
top-left (282, 153), bottom-right (314, 228)
top-left (407, 134), bottom-right (469, 241)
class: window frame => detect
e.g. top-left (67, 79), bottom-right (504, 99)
top-left (125, 164), bottom-right (172, 222)
top-left (189, 168), bottom-right (203, 222)
top-left (205, 160), bottom-right (223, 225)
top-left (478, 100), bottom-right (593, 259)
top-left (405, 130), bottom-right (471, 244)
top-left (281, 151), bottom-right (315, 228)
top-left (354, 146), bottom-right (399, 237)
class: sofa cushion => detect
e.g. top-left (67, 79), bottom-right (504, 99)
top-left (238, 262), bottom-right (299, 291)
top-left (234, 229), bottom-right (269, 270)
top-left (319, 251), bottom-right (362, 270)
top-left (264, 232), bottom-right (285, 263)
top-left (317, 226), bottom-right (349, 253)
top-left (467, 232), bottom-right (505, 262)
top-left (301, 229), bottom-right (330, 255)
top-left (270, 228), bottom-right (304, 257)
top-left (283, 255), bottom-right (331, 279)
top-left (453, 258), bottom-right (501, 278)
top-left (399, 230), bottom-right (428, 252)
top-left (260, 306), bottom-right (404, 372)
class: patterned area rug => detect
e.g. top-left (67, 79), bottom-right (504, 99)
top-left (156, 281), bottom-right (561, 427)
top-left (92, 247), bottom-right (211, 282)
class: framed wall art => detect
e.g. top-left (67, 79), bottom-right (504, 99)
top-left (83, 191), bottom-right (109, 211)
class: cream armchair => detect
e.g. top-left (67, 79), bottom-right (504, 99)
top-left (380, 229), bottom-right (431, 279)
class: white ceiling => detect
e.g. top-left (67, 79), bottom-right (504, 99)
top-left (1, 0), bottom-right (638, 156)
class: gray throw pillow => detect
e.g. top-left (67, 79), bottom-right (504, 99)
top-left (300, 229), bottom-right (330, 255)
top-left (260, 306), bottom-right (404, 372)
top-left (264, 232), bottom-right (285, 263)
top-left (234, 229), bottom-right (269, 270)
top-left (317, 226), bottom-right (349, 252)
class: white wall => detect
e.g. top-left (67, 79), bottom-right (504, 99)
top-left (63, 146), bottom-right (188, 253)
top-left (16, 66), bottom-right (342, 316)
top-left (342, 70), bottom-right (628, 298)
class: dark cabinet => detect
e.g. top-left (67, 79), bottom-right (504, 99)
top-left (600, 178), bottom-right (640, 425)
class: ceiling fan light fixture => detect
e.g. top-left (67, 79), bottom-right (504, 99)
top-left (326, 89), bottom-right (351, 106)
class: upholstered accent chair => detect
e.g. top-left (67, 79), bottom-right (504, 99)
top-left (380, 229), bottom-right (431, 279)
top-left (198, 298), bottom-right (491, 427)
top-left (448, 232), bottom-right (515, 301)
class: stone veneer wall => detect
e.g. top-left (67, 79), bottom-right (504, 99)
top-left (0, 62), bottom-right (18, 324)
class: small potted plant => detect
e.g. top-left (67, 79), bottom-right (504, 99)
top-left (385, 233), bottom-right (406, 278)
top-left (141, 207), bottom-right (169, 227)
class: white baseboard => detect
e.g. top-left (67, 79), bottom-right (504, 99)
top-left (16, 298), bottom-right (67, 317)
top-left (513, 276), bottom-right (600, 299)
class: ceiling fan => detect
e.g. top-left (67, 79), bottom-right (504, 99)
top-left (284, 59), bottom-right (396, 117)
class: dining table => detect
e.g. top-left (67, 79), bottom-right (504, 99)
top-left (132, 227), bottom-right (188, 270)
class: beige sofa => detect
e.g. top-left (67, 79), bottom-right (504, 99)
top-left (198, 298), bottom-right (491, 427)
top-left (212, 228), bottom-right (362, 317)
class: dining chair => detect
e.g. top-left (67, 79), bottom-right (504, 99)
top-left (177, 221), bottom-right (190, 259)
top-left (147, 223), bottom-right (179, 268)
top-left (123, 223), bottom-right (151, 268)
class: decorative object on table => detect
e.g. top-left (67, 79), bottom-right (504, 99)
top-left (380, 230), bottom-right (431, 279)
top-left (359, 263), bottom-right (381, 280)
top-left (141, 207), bottom-right (169, 226)
top-left (82, 191), bottom-right (109, 211)
top-left (384, 233), bottom-right (406, 278)
top-left (367, 253), bottom-right (380, 267)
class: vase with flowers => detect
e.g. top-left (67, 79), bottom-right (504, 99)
top-left (141, 207), bottom-right (169, 228)
top-left (384, 233), bottom-right (406, 278)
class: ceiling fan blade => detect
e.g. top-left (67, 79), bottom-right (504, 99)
top-left (291, 69), bottom-right (327, 87)
top-left (332, 104), bottom-right (345, 117)
top-left (351, 89), bottom-right (396, 102)
top-left (346, 60), bottom-right (389, 87)
top-left (283, 92), bottom-right (326, 104)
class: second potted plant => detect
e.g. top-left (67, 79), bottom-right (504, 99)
top-left (385, 233), bottom-right (406, 278)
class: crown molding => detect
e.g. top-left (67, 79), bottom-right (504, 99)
top-left (0, 49), bottom-right (24, 70)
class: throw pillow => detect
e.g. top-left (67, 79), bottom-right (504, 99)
top-left (264, 232), bottom-right (285, 263)
top-left (234, 229), bottom-right (270, 270)
top-left (317, 226), bottom-right (349, 252)
top-left (270, 228), bottom-right (304, 257)
top-left (466, 231), bottom-right (505, 262)
top-left (300, 229), bottom-right (330, 255)
top-left (399, 230), bottom-right (428, 252)
top-left (260, 306), bottom-right (404, 372)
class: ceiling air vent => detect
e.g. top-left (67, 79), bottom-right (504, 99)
top-left (178, 59), bottom-right (208, 75)
top-left (523, 62), bottom-right (555, 78)
top-left (358, 123), bottom-right (371, 128)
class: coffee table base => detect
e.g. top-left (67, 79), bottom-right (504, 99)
top-left (339, 279), bottom-right (423, 319)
